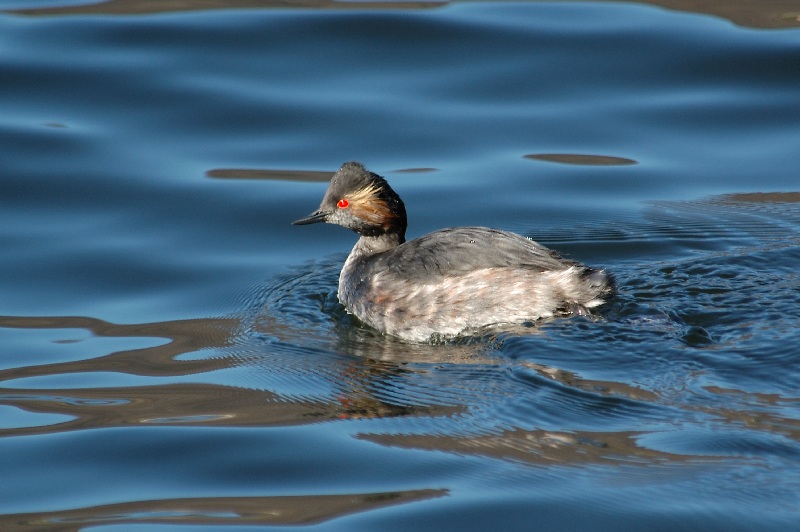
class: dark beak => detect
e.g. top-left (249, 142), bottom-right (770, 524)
top-left (292, 210), bottom-right (328, 225)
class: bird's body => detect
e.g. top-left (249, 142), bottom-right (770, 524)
top-left (294, 162), bottom-right (613, 342)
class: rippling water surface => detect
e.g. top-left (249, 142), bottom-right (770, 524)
top-left (2, 1), bottom-right (799, 530)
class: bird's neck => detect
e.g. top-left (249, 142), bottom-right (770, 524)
top-left (351, 232), bottom-right (404, 258)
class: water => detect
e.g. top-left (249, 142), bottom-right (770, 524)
top-left (1, 1), bottom-right (799, 530)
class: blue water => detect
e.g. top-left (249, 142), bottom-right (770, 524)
top-left (1, 1), bottom-right (799, 530)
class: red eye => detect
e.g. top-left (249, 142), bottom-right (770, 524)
top-left (337, 199), bottom-right (349, 208)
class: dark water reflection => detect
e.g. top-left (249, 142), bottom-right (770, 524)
top-left (524, 153), bottom-right (639, 166)
top-left (3, 490), bottom-right (447, 529)
top-left (5, 0), bottom-right (800, 30)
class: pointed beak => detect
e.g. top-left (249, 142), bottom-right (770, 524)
top-left (292, 209), bottom-right (328, 225)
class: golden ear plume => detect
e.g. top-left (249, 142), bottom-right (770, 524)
top-left (347, 183), bottom-right (396, 228)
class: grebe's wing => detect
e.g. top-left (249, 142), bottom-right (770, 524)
top-left (380, 226), bottom-right (577, 278)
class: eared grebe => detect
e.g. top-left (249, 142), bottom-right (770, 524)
top-left (294, 162), bottom-right (613, 342)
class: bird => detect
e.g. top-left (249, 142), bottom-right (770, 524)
top-left (294, 161), bottom-right (613, 342)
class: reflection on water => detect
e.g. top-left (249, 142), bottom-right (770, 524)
top-left (5, 0), bottom-right (800, 29)
top-left (721, 191), bottom-right (800, 204)
top-left (2, 490), bottom-right (447, 528)
top-left (1, 193), bottom-right (799, 526)
top-left (1, 0), bottom-right (445, 16)
top-left (524, 153), bottom-right (639, 166)
top-left (0, 313), bottom-right (461, 437)
top-left (207, 168), bottom-right (335, 182)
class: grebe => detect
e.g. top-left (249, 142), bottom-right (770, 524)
top-left (294, 162), bottom-right (613, 342)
